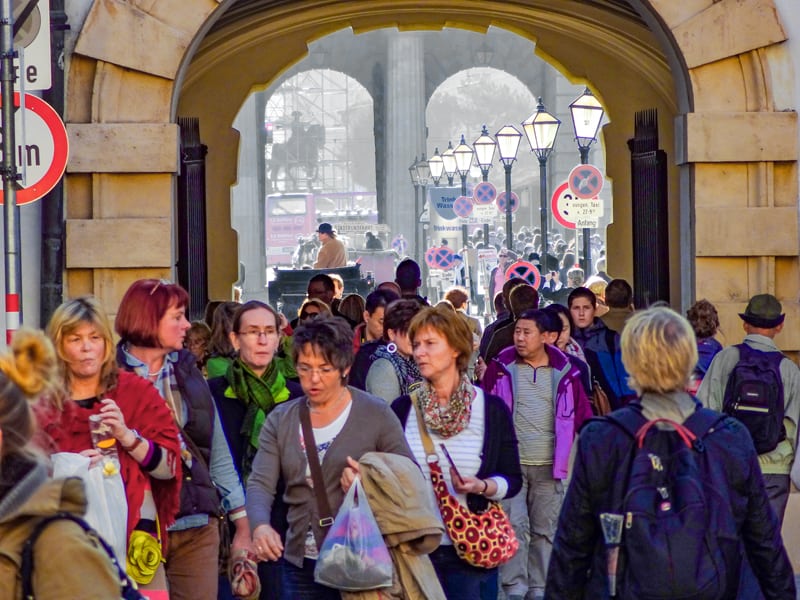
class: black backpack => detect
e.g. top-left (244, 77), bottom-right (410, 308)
top-left (604, 405), bottom-right (738, 600)
top-left (21, 512), bottom-right (144, 600)
top-left (722, 343), bottom-right (786, 454)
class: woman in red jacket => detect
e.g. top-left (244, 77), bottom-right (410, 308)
top-left (38, 296), bottom-right (182, 591)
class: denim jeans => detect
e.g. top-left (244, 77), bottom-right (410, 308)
top-left (429, 545), bottom-right (499, 600)
top-left (281, 558), bottom-right (340, 600)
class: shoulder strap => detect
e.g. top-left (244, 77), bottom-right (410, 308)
top-left (21, 512), bottom-right (142, 600)
top-left (682, 406), bottom-right (728, 451)
top-left (410, 391), bottom-right (437, 458)
top-left (298, 401), bottom-right (334, 529)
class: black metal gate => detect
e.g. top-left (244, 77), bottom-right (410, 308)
top-left (176, 117), bottom-right (209, 321)
top-left (628, 109), bottom-right (669, 307)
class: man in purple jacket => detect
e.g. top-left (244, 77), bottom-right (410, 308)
top-left (482, 309), bottom-right (592, 600)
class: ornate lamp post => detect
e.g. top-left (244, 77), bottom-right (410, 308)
top-left (522, 97), bottom-right (561, 266)
top-left (428, 147), bottom-right (444, 187)
top-left (495, 125), bottom-right (522, 251)
top-left (569, 87), bottom-right (605, 275)
top-left (409, 156), bottom-right (422, 264)
top-left (442, 141), bottom-right (457, 187)
top-left (473, 125), bottom-right (496, 182)
top-left (453, 134), bottom-right (474, 197)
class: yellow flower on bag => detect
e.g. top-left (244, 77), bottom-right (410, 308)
top-left (127, 530), bottom-right (162, 585)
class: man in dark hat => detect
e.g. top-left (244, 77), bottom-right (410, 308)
top-left (698, 293), bottom-right (800, 525)
top-left (313, 222), bottom-right (347, 268)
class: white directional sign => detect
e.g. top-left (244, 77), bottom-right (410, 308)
top-left (569, 198), bottom-right (603, 219)
top-left (13, 0), bottom-right (51, 92)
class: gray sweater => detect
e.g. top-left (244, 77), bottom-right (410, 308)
top-left (246, 387), bottom-right (414, 568)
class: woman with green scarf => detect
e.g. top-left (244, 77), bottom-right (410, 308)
top-left (208, 300), bottom-right (302, 600)
top-left (209, 300), bottom-right (302, 483)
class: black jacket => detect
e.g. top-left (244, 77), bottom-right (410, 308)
top-left (391, 392), bottom-right (522, 513)
top-left (545, 406), bottom-right (796, 599)
top-left (117, 345), bottom-right (220, 518)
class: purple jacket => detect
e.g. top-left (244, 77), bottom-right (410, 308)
top-left (482, 344), bottom-right (592, 480)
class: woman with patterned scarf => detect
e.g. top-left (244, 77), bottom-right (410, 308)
top-left (207, 300), bottom-right (302, 600)
top-left (365, 299), bottom-right (424, 403)
top-left (391, 305), bottom-right (522, 600)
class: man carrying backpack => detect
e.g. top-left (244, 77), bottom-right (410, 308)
top-left (697, 293), bottom-right (800, 525)
top-left (546, 306), bottom-right (795, 599)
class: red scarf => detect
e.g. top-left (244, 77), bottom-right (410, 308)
top-left (35, 371), bottom-right (182, 552)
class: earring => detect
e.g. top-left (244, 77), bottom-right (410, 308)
top-left (387, 342), bottom-right (397, 354)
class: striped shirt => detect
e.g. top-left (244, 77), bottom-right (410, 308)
top-left (404, 387), bottom-right (509, 544)
top-left (512, 362), bottom-right (555, 465)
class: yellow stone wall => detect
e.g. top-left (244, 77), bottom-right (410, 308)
top-left (64, 0), bottom-right (798, 352)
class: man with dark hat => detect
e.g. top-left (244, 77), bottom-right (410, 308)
top-left (698, 293), bottom-right (800, 525)
top-left (313, 222), bottom-right (347, 268)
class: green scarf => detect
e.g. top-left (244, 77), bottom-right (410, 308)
top-left (225, 359), bottom-right (290, 476)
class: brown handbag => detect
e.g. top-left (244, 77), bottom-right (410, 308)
top-left (592, 378), bottom-right (612, 416)
top-left (412, 396), bottom-right (518, 569)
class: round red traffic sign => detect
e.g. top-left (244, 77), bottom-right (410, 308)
top-left (496, 191), bottom-right (519, 214)
top-left (0, 93), bottom-right (69, 205)
top-left (453, 195), bottom-right (474, 218)
top-left (551, 181), bottom-right (576, 230)
top-left (472, 181), bottom-right (497, 205)
top-left (568, 164), bottom-right (604, 199)
top-left (505, 260), bottom-right (541, 288)
top-left (425, 246), bottom-right (455, 270)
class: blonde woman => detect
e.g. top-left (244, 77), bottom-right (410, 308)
top-left (41, 296), bottom-right (181, 590)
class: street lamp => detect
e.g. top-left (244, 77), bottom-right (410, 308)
top-left (473, 125), bottom-right (496, 182)
top-left (428, 147), bottom-right (444, 186)
top-left (523, 97), bottom-right (561, 265)
top-left (495, 125), bottom-right (522, 251)
top-left (409, 156), bottom-right (422, 265)
top-left (569, 87), bottom-right (605, 274)
top-left (442, 141), bottom-right (457, 187)
top-left (453, 134), bottom-right (474, 197)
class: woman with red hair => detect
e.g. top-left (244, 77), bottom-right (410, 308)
top-left (115, 279), bottom-right (250, 600)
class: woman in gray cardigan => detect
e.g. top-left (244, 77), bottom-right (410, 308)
top-left (246, 315), bottom-right (414, 599)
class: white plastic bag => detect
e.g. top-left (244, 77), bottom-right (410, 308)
top-left (51, 452), bottom-right (128, 568)
top-left (314, 477), bottom-right (393, 591)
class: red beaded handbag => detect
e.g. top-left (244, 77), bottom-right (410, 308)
top-left (412, 397), bottom-right (519, 569)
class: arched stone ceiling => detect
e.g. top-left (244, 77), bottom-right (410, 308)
top-left (182, 0), bottom-right (676, 116)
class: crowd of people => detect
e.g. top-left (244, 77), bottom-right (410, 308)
top-left (0, 254), bottom-right (798, 599)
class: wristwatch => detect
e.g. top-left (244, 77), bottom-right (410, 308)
top-left (121, 429), bottom-right (146, 453)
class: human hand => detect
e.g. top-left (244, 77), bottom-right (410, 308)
top-left (231, 521), bottom-right (254, 556)
top-left (450, 470), bottom-right (488, 496)
top-left (98, 398), bottom-right (129, 441)
top-left (340, 455), bottom-right (360, 493)
top-left (252, 524), bottom-right (283, 562)
top-left (79, 448), bottom-right (104, 467)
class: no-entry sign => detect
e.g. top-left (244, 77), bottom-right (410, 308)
top-left (0, 93), bottom-right (68, 205)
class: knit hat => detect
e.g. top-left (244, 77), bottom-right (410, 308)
top-left (738, 293), bottom-right (785, 328)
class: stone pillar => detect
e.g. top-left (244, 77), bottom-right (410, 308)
top-left (232, 93), bottom-right (268, 302)
top-left (385, 33), bottom-right (426, 258)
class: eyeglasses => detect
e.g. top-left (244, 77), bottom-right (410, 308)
top-left (296, 364), bottom-right (339, 378)
top-left (300, 312), bottom-right (320, 320)
top-left (149, 278), bottom-right (172, 296)
top-left (237, 328), bottom-right (278, 339)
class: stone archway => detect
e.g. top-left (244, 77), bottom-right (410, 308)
top-left (65, 0), bottom-right (797, 352)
